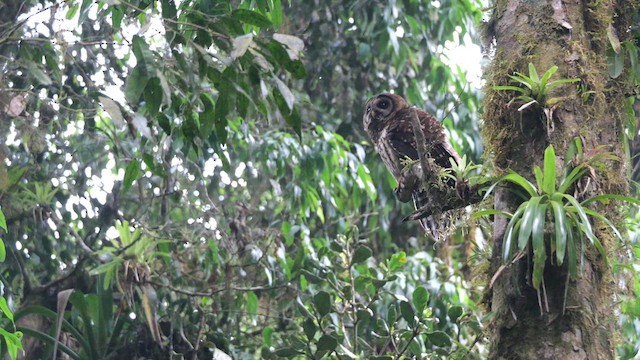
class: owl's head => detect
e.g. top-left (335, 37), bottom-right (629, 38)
top-left (363, 93), bottom-right (408, 133)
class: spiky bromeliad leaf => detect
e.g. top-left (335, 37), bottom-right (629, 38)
top-left (503, 202), bottom-right (527, 262)
top-left (530, 201), bottom-right (547, 289)
top-left (542, 145), bottom-right (556, 194)
top-left (549, 200), bottom-right (568, 265)
top-left (502, 172), bottom-right (538, 198)
top-left (563, 194), bottom-right (607, 262)
top-left (517, 196), bottom-right (543, 250)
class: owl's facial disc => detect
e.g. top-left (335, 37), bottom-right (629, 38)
top-left (371, 95), bottom-right (394, 120)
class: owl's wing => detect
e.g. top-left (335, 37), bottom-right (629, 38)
top-left (387, 110), bottom-right (460, 168)
top-left (386, 118), bottom-right (419, 161)
top-left (418, 110), bottom-right (462, 168)
top-left (431, 141), bottom-right (461, 168)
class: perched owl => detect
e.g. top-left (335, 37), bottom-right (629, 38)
top-left (363, 93), bottom-right (462, 236)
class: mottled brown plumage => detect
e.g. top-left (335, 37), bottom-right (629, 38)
top-left (363, 93), bottom-right (461, 236)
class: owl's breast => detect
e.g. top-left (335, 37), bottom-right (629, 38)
top-left (375, 127), bottom-right (403, 179)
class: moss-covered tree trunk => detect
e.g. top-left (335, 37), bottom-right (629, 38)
top-left (484, 1), bottom-right (637, 358)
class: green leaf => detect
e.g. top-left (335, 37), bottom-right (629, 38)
top-left (501, 172), bottom-right (537, 197)
top-left (509, 74), bottom-right (535, 90)
top-left (531, 202), bottom-right (547, 288)
top-left (534, 166), bottom-right (544, 191)
top-left (539, 66), bottom-right (558, 92)
top-left (214, 93), bottom-right (229, 144)
top-left (262, 327), bottom-right (273, 347)
top-left (503, 202), bottom-right (527, 262)
top-left (125, 66), bottom-right (149, 105)
top-left (389, 251), bottom-right (407, 272)
top-left (546, 77), bottom-right (580, 92)
top-left (351, 245), bottom-right (372, 265)
top-left (0, 239), bottom-right (5, 262)
top-left (302, 318), bottom-right (316, 340)
top-left (316, 334), bottom-right (338, 351)
top-left (566, 227), bottom-right (578, 278)
top-left (269, 0), bottom-right (283, 28)
top-left (111, 6), bottom-right (123, 30)
top-left (132, 35), bottom-right (155, 74)
top-left (27, 61), bottom-right (52, 85)
top-left (563, 194), bottom-right (596, 246)
top-left (493, 85), bottom-right (529, 93)
top-left (123, 159), bottom-right (141, 193)
top-left (246, 291), bottom-right (258, 315)
top-left (608, 24), bottom-right (622, 54)
top-left (399, 300), bottom-right (415, 326)
top-left (528, 63), bottom-right (540, 83)
top-left (518, 197), bottom-right (542, 250)
top-left (532, 207), bottom-right (547, 290)
top-left (448, 305), bottom-right (463, 323)
top-left (144, 77), bottom-right (162, 117)
top-left (0, 297), bottom-right (13, 322)
top-left (471, 209), bottom-right (512, 219)
top-left (542, 145), bottom-right (556, 194)
top-left (558, 165), bottom-right (588, 193)
top-left (232, 9), bottom-right (272, 28)
top-left (550, 200), bottom-right (568, 265)
top-left (0, 327), bottom-right (23, 360)
top-left (78, 0), bottom-right (93, 25)
top-left (66, 3), bottom-right (79, 19)
top-left (313, 291), bottom-right (331, 317)
top-left (608, 49), bottom-right (624, 79)
top-left (0, 209), bottom-right (6, 231)
top-left (427, 331), bottom-right (452, 347)
top-left (199, 93), bottom-right (216, 140)
top-left (412, 286), bottom-right (429, 314)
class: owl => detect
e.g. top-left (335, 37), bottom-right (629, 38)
top-left (363, 93), bottom-right (462, 236)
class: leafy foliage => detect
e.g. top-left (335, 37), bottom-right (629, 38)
top-left (494, 63), bottom-right (580, 110)
top-left (478, 143), bottom-right (636, 292)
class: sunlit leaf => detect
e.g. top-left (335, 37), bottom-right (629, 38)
top-left (273, 33), bottom-right (304, 60)
top-left (246, 291), bottom-right (258, 315)
top-left (0, 239), bottom-right (5, 262)
top-left (230, 34), bottom-right (254, 60)
top-left (0, 209), bottom-right (6, 232)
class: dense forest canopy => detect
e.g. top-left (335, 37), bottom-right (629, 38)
top-left (0, 0), bottom-right (639, 359)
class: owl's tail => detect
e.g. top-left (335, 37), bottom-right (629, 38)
top-left (411, 190), bottom-right (439, 238)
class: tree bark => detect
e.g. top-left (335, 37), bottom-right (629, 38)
top-left (483, 0), bottom-right (636, 358)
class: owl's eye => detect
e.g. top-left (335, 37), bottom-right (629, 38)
top-left (378, 99), bottom-right (390, 109)
top-left (366, 106), bottom-right (372, 113)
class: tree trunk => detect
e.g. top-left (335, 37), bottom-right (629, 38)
top-left (483, 1), bottom-right (636, 358)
